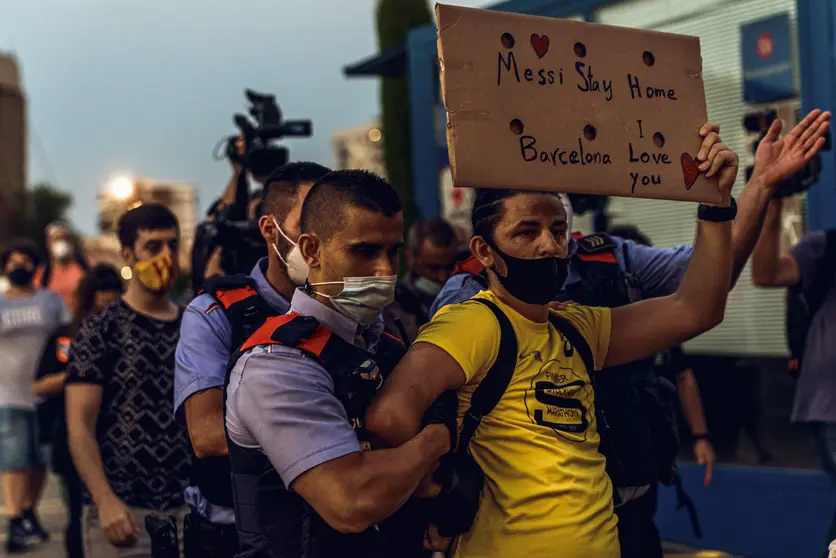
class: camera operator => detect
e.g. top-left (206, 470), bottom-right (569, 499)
top-left (174, 162), bottom-right (330, 558)
top-left (201, 139), bottom-right (274, 282)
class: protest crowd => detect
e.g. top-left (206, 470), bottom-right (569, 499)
top-left (2, 6), bottom-right (836, 558)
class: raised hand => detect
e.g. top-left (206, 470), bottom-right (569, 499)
top-left (696, 122), bottom-right (739, 205)
top-left (753, 109), bottom-right (831, 189)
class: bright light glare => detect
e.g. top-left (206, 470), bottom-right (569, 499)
top-left (368, 128), bottom-right (382, 143)
top-left (120, 266), bottom-right (133, 280)
top-left (109, 177), bottom-right (134, 199)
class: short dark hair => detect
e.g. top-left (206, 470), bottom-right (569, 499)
top-left (117, 203), bottom-right (179, 249)
top-left (608, 225), bottom-right (652, 247)
top-left (408, 218), bottom-right (457, 252)
top-left (301, 169), bottom-right (402, 241)
top-left (0, 239), bottom-right (41, 270)
top-left (471, 188), bottom-right (560, 242)
top-left (262, 162), bottom-right (331, 221)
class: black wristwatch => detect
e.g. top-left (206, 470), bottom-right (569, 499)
top-left (698, 197), bottom-right (737, 222)
top-left (692, 432), bottom-right (712, 443)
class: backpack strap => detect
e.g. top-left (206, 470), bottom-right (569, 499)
top-left (547, 312), bottom-right (596, 375)
top-left (457, 299), bottom-right (518, 452)
top-left (200, 274), bottom-right (258, 307)
top-left (807, 229), bottom-right (836, 318)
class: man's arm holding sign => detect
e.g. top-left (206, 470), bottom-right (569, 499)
top-left (603, 127), bottom-right (736, 368)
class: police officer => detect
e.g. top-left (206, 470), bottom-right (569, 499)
top-left (174, 162), bottom-right (331, 557)
top-left (419, 112), bottom-right (830, 558)
top-left (224, 169), bottom-right (456, 558)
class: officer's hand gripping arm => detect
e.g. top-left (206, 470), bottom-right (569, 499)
top-left (290, 424), bottom-right (451, 534)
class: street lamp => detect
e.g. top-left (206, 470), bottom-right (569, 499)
top-left (108, 176), bottom-right (134, 200)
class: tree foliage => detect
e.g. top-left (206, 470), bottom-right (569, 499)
top-left (0, 183), bottom-right (74, 252)
top-left (376, 0), bottom-right (432, 231)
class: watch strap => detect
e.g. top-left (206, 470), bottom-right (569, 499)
top-left (698, 197), bottom-right (737, 222)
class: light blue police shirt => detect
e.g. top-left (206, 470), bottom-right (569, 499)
top-left (173, 258), bottom-right (290, 525)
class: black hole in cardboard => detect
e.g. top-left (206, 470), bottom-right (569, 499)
top-left (642, 51), bottom-right (655, 66)
top-left (501, 33), bottom-right (515, 49)
top-left (574, 42), bottom-right (587, 58)
top-left (653, 132), bottom-right (665, 148)
top-left (583, 124), bottom-right (597, 141)
top-left (510, 119), bottom-right (524, 135)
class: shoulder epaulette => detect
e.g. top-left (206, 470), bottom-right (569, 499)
top-left (575, 233), bottom-right (617, 254)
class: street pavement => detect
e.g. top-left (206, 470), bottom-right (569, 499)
top-left (1, 475), bottom-right (742, 557)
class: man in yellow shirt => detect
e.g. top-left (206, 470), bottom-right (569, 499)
top-left (366, 128), bottom-right (742, 558)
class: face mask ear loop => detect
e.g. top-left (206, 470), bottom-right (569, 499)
top-left (272, 242), bottom-right (290, 267)
top-left (273, 218), bottom-right (298, 246)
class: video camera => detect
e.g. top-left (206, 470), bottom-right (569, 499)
top-left (191, 90), bottom-right (312, 292)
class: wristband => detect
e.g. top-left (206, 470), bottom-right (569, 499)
top-left (697, 197), bottom-right (737, 222)
top-left (692, 432), bottom-right (712, 442)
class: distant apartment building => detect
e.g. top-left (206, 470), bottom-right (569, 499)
top-left (96, 177), bottom-right (197, 270)
top-left (0, 54), bottom-right (26, 238)
top-left (331, 121), bottom-right (386, 178)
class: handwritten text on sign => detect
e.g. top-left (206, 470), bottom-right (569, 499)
top-left (437, 4), bottom-right (720, 203)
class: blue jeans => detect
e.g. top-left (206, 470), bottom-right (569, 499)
top-left (0, 407), bottom-right (42, 471)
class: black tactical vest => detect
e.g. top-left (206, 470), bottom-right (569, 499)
top-left (188, 275), bottom-right (282, 510)
top-left (226, 313), bottom-right (425, 558)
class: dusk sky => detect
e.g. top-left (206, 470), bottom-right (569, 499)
top-left (1, 0), bottom-right (485, 233)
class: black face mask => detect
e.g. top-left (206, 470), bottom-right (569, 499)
top-left (7, 267), bottom-right (34, 287)
top-left (490, 245), bottom-right (569, 305)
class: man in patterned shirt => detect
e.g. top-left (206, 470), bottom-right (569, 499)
top-left (66, 203), bottom-right (190, 558)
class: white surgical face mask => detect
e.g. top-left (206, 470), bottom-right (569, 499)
top-left (310, 275), bottom-right (397, 327)
top-left (52, 240), bottom-right (72, 260)
top-left (271, 218), bottom-right (309, 286)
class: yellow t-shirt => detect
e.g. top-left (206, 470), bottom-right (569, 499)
top-left (415, 290), bottom-right (617, 558)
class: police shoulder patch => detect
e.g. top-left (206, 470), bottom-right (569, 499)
top-left (575, 233), bottom-right (617, 254)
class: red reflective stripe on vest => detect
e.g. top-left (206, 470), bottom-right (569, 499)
top-left (215, 286), bottom-right (258, 309)
top-left (454, 255), bottom-right (484, 276)
top-left (238, 312), bottom-right (334, 358)
top-left (575, 250), bottom-right (618, 264)
top-left (382, 331), bottom-right (405, 346)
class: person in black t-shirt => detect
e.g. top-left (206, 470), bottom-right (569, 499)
top-left (35, 264), bottom-right (123, 558)
top-left (66, 204), bottom-right (190, 558)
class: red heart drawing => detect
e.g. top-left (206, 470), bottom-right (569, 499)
top-left (530, 34), bottom-right (550, 59)
top-left (680, 153), bottom-right (700, 190)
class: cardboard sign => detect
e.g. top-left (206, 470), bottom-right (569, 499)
top-left (436, 4), bottom-right (721, 204)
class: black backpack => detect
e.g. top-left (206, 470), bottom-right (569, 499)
top-left (458, 298), bottom-right (595, 451)
top-left (785, 229), bottom-right (836, 377)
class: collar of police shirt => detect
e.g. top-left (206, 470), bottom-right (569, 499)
top-left (289, 287), bottom-right (385, 352)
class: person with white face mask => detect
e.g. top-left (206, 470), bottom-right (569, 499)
top-left (173, 162), bottom-right (331, 558)
top-left (383, 218), bottom-right (459, 343)
top-left (35, 222), bottom-right (88, 312)
top-left (224, 170), bottom-right (456, 558)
